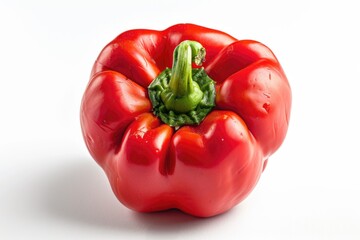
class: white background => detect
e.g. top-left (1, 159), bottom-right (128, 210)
top-left (1, 0), bottom-right (359, 239)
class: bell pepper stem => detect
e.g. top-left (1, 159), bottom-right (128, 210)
top-left (148, 40), bottom-right (215, 127)
top-left (161, 41), bottom-right (205, 113)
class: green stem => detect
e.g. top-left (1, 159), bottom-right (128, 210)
top-left (161, 40), bottom-right (205, 113)
top-left (148, 40), bottom-right (215, 127)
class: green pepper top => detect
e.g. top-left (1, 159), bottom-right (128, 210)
top-left (148, 40), bottom-right (216, 127)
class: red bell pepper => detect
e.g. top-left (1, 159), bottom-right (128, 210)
top-left (80, 23), bottom-right (291, 217)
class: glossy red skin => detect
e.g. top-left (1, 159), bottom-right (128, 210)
top-left (81, 24), bottom-right (291, 217)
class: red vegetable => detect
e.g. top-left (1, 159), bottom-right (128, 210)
top-left (80, 23), bottom-right (291, 217)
